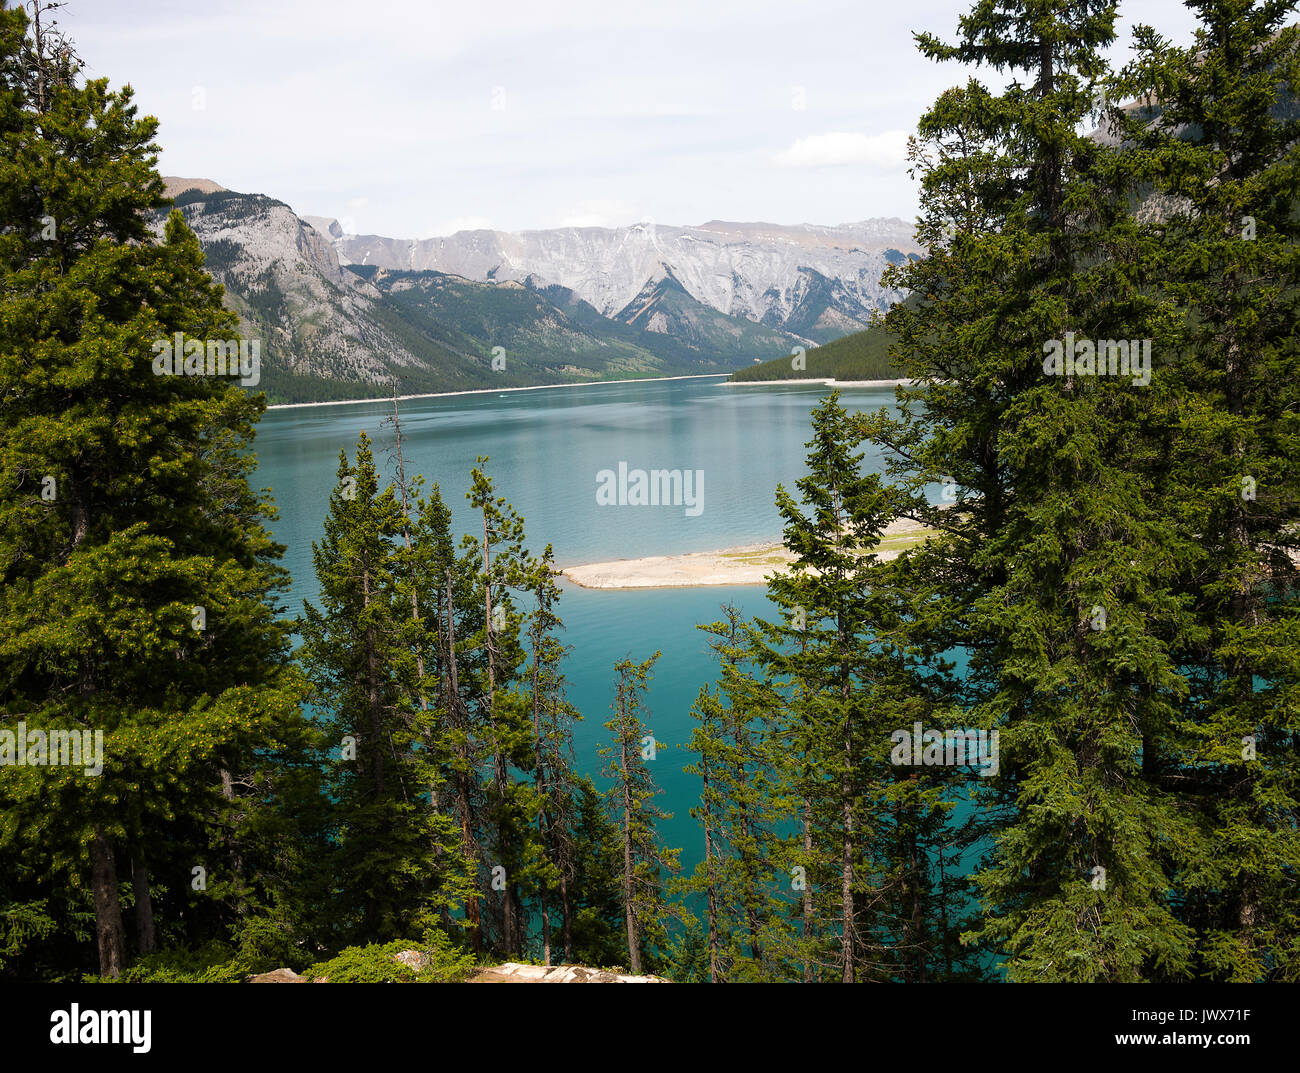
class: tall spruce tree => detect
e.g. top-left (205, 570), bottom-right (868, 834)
top-left (678, 605), bottom-right (790, 982)
top-left (1114, 0), bottom-right (1300, 980)
top-left (0, 2), bottom-right (311, 977)
top-left (522, 545), bottom-right (583, 964)
top-left (462, 458), bottom-right (538, 955)
top-left (600, 651), bottom-right (679, 974)
top-left (866, 0), bottom-right (1207, 980)
top-left (755, 393), bottom-right (977, 982)
top-left (300, 434), bottom-right (468, 944)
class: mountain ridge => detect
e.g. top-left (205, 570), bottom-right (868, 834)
top-left (330, 215), bottom-right (917, 343)
top-left (157, 177), bottom-right (909, 402)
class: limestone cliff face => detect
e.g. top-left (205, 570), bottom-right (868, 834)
top-left (155, 187), bottom-right (453, 391)
top-left (155, 178), bottom-right (898, 402)
top-left (335, 217), bottom-right (918, 345)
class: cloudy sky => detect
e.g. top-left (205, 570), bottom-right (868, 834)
top-left (68, 0), bottom-right (1202, 238)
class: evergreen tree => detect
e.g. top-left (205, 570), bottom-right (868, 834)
top-left (755, 393), bottom-right (977, 982)
top-left (1115, 0), bottom-right (1300, 980)
top-left (564, 776), bottom-right (628, 967)
top-left (867, 0), bottom-right (1205, 980)
top-left (678, 605), bottom-right (790, 981)
top-left (0, 3), bottom-right (311, 977)
top-left (522, 545), bottom-right (583, 964)
top-left (462, 458), bottom-right (537, 955)
top-left (600, 651), bottom-right (679, 973)
top-left (299, 434), bottom-right (467, 944)
top-left (408, 479), bottom-right (488, 952)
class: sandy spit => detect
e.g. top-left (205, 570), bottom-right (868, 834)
top-left (560, 517), bottom-right (935, 590)
top-left (722, 377), bottom-right (916, 388)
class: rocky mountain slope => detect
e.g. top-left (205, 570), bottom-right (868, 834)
top-left (156, 177), bottom-right (911, 403)
top-left (334, 217), bottom-right (918, 345)
top-left (156, 185), bottom-right (475, 401)
top-left (158, 181), bottom-right (787, 403)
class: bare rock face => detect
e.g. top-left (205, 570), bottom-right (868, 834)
top-left (468, 962), bottom-right (668, 984)
top-left (162, 176), bottom-right (227, 200)
top-left (335, 219), bottom-right (918, 340)
top-left (246, 967), bottom-right (307, 983)
top-left (151, 187), bottom-right (456, 390)
top-left (392, 949), bottom-right (430, 973)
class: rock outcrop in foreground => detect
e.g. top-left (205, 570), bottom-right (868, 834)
top-left (467, 963), bottom-right (667, 984)
top-left (246, 953), bottom-right (668, 983)
top-left (246, 968), bottom-right (308, 983)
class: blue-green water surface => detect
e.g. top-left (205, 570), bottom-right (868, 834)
top-left (253, 375), bottom-right (905, 872)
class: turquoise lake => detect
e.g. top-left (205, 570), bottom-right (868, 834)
top-left (252, 374), bottom-right (906, 873)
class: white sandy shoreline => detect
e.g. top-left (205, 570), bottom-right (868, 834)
top-left (560, 517), bottom-right (936, 589)
top-left (722, 377), bottom-right (914, 388)
top-left (265, 372), bottom-right (732, 411)
top-left (265, 372), bottom-right (917, 411)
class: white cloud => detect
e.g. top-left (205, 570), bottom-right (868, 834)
top-left (555, 200), bottom-right (641, 230)
top-left (772, 130), bottom-right (909, 170)
top-left (69, 0), bottom-right (1204, 233)
top-left (434, 215), bottom-right (496, 236)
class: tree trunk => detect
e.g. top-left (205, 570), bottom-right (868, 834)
top-left (841, 780), bottom-right (854, 983)
top-left (701, 756), bottom-right (720, 983)
top-left (445, 570), bottom-right (481, 955)
top-left (802, 799), bottom-right (814, 984)
top-left (559, 850), bottom-right (574, 963)
top-left (362, 559), bottom-right (385, 796)
top-left (480, 514), bottom-right (518, 955)
top-left (131, 852), bottom-right (156, 955)
top-left (704, 839), bottom-right (720, 982)
top-left (91, 830), bottom-right (126, 978)
top-left (733, 746), bottom-right (763, 964)
top-left (532, 651), bottom-right (553, 966)
top-left (839, 610), bottom-right (855, 984)
top-left (539, 892), bottom-right (551, 967)
top-left (619, 701), bottom-right (640, 974)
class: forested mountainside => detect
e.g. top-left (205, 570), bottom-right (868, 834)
top-left (162, 186), bottom-right (774, 403)
top-left (162, 182), bottom-right (871, 404)
top-left (730, 311), bottom-right (904, 382)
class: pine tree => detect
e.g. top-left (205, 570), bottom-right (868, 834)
top-left (868, 0), bottom-right (1203, 980)
top-left (600, 652), bottom-right (679, 974)
top-left (300, 434), bottom-right (467, 944)
top-left (462, 458), bottom-right (536, 955)
top-left (754, 393), bottom-right (978, 982)
top-left (678, 605), bottom-right (790, 981)
top-left (0, 3), bottom-right (310, 976)
top-left (408, 480), bottom-right (488, 952)
top-left (564, 776), bottom-right (628, 967)
top-left (522, 545), bottom-right (583, 964)
top-left (1115, 0), bottom-right (1300, 980)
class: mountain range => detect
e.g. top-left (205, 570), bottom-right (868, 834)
top-left (159, 177), bottom-right (916, 404)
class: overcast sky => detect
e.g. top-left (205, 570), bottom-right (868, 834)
top-left (67, 0), bottom-right (1203, 238)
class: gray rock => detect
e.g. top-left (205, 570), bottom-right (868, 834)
top-left (246, 967), bottom-right (307, 983)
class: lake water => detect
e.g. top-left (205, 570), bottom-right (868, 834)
top-left (253, 375), bottom-right (905, 871)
